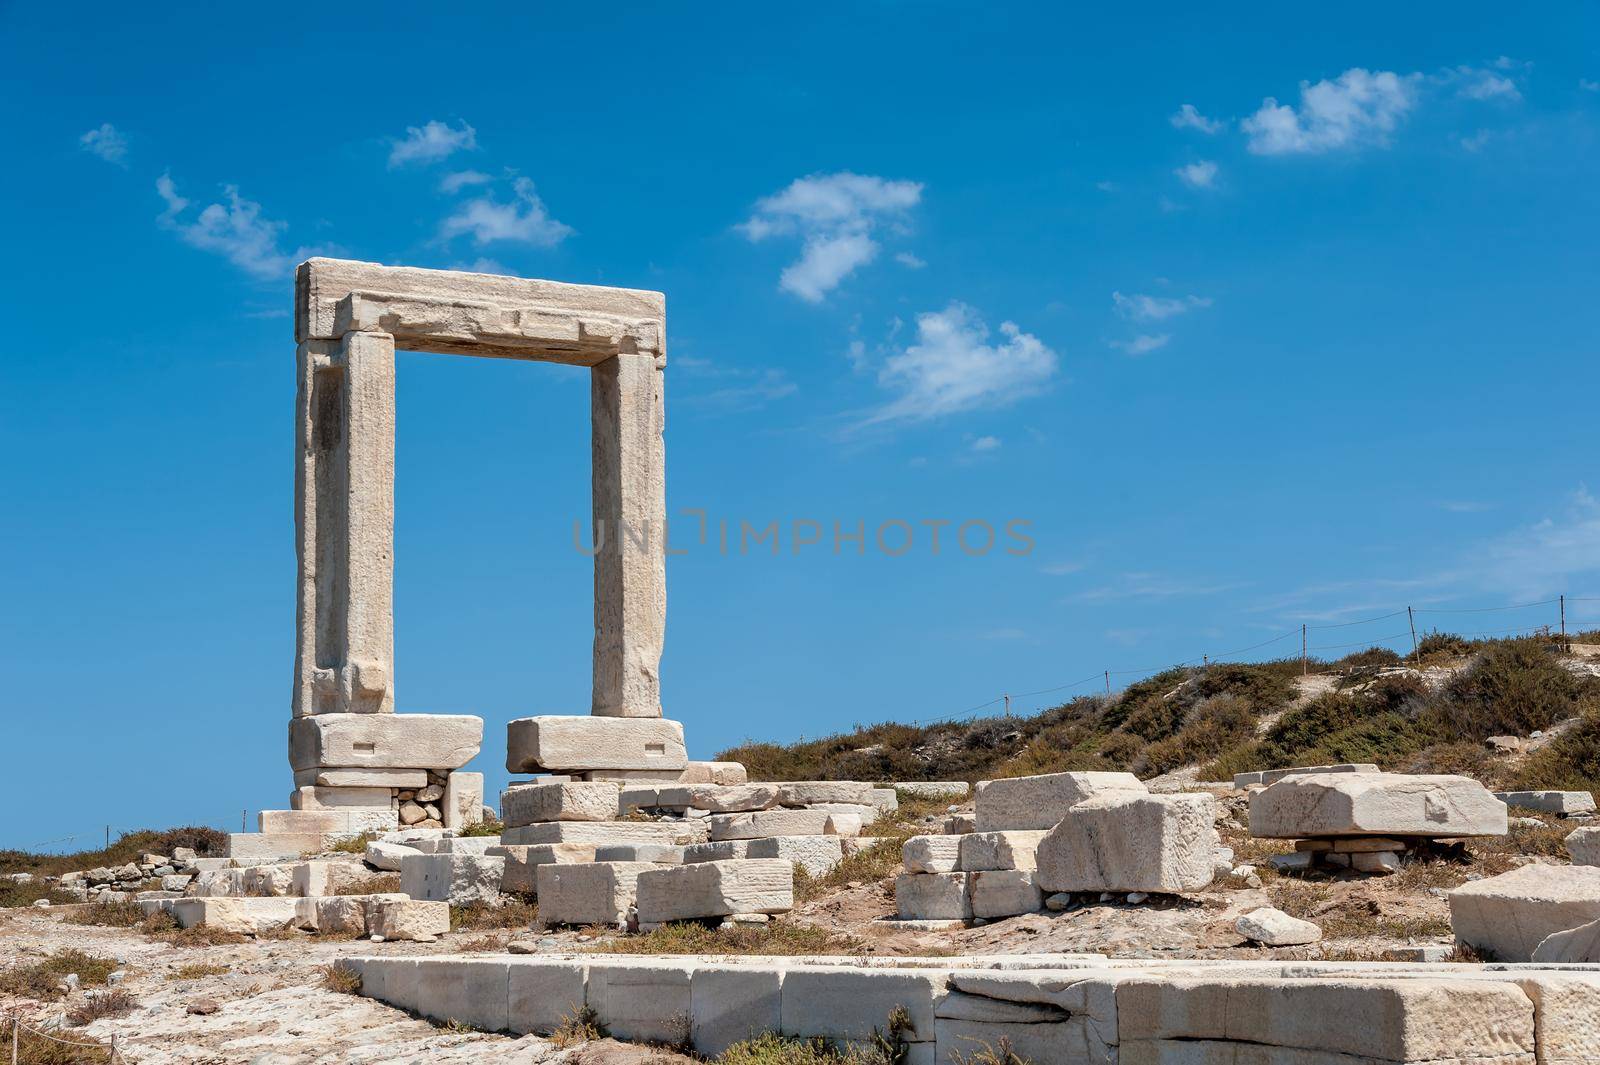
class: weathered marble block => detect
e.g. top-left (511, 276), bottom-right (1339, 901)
top-left (289, 713), bottom-right (482, 771)
top-left (500, 781), bottom-right (621, 825)
top-left (958, 830), bottom-right (1048, 872)
top-left (1449, 864), bottom-right (1600, 961)
top-left (1036, 793), bottom-right (1218, 894)
top-left (903, 835), bottom-right (963, 874)
top-left (537, 861), bottom-right (654, 926)
top-left (634, 859), bottom-right (793, 922)
top-left (506, 716), bottom-right (687, 773)
top-left (745, 836), bottom-right (844, 877)
top-left (1249, 772), bottom-right (1508, 839)
top-left (974, 771), bottom-right (1146, 832)
top-left (896, 872), bottom-right (973, 920)
top-left (708, 810), bottom-right (831, 840)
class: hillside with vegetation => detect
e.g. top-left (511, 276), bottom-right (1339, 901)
top-left (718, 632), bottom-right (1600, 793)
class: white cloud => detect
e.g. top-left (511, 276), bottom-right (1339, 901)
top-left (439, 176), bottom-right (572, 247)
top-left (971, 435), bottom-right (1002, 452)
top-left (388, 120), bottom-right (477, 168)
top-left (675, 356), bottom-right (797, 412)
top-left (865, 302), bottom-right (1058, 425)
top-left (1453, 65), bottom-right (1521, 101)
top-left (1170, 104), bottom-right (1223, 134)
top-left (450, 257), bottom-right (511, 275)
top-left (1095, 180), bottom-right (1118, 192)
top-left (1474, 487), bottom-right (1600, 598)
top-left (1581, 79), bottom-right (1600, 93)
top-left (1111, 333), bottom-right (1171, 356)
top-left (895, 251), bottom-right (927, 269)
top-left (1243, 68), bottom-right (1420, 154)
top-left (79, 123), bottom-right (127, 166)
top-left (440, 169), bottom-right (493, 194)
top-left (740, 172), bottom-right (923, 302)
top-left (156, 174), bottom-right (303, 279)
top-left (1175, 160), bottom-right (1218, 188)
top-left (1076, 572), bottom-right (1244, 602)
top-left (1112, 291), bottom-right (1212, 321)
top-left (1460, 130), bottom-right (1492, 152)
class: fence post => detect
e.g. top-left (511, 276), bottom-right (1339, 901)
top-left (1561, 594), bottom-right (1567, 649)
top-left (1301, 624), bottom-right (1307, 676)
top-left (1103, 670), bottom-right (1110, 695)
top-left (1408, 606), bottom-right (1418, 657)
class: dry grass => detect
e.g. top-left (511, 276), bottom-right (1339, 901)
top-left (320, 961), bottom-right (362, 994)
top-left (457, 817), bottom-right (505, 838)
top-left (795, 838), bottom-right (907, 903)
top-left (0, 949), bottom-right (118, 1000)
top-left (156, 923), bottom-right (250, 947)
top-left (0, 826), bottom-right (224, 879)
top-left (334, 873), bottom-right (402, 895)
top-left (458, 934), bottom-right (508, 952)
top-left (0, 879), bottom-right (79, 909)
top-left (65, 898), bottom-right (148, 927)
top-left (326, 831), bottom-right (380, 855)
top-left (548, 1005), bottom-right (607, 1049)
top-left (586, 919), bottom-right (863, 957)
top-left (4, 1023), bottom-right (117, 1064)
top-left (716, 1031), bottom-right (896, 1063)
top-left (66, 988), bottom-right (138, 1026)
top-left (451, 897), bottom-right (537, 931)
top-left (947, 1040), bottom-right (1036, 1065)
top-left (171, 961), bottom-right (230, 980)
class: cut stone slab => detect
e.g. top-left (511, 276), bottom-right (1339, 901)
top-left (588, 960), bottom-right (695, 1044)
top-left (680, 761), bottom-right (748, 785)
top-left (496, 843), bottom-right (599, 893)
top-left (289, 713), bottom-right (482, 771)
top-left (683, 841), bottom-right (752, 863)
top-left (690, 784), bottom-right (780, 813)
top-left (1036, 793), bottom-right (1218, 894)
top-left (292, 860), bottom-right (374, 897)
top-left (225, 832), bottom-right (324, 861)
top-left (1568, 826), bottom-right (1600, 866)
top-left (582, 769), bottom-right (686, 782)
top-left (895, 781), bottom-right (970, 800)
top-left (1496, 790), bottom-right (1596, 815)
top-left (692, 964), bottom-right (783, 1058)
top-left (1236, 906), bottom-right (1322, 946)
top-left (974, 771), bottom-right (1147, 832)
top-left (745, 835), bottom-right (845, 877)
top-left (289, 785), bottom-right (393, 811)
top-left (903, 835), bottom-right (963, 874)
top-left (500, 781), bottom-right (621, 825)
top-left (708, 810), bottom-right (831, 840)
top-left (1232, 763), bottom-right (1379, 789)
top-left (594, 843), bottom-right (685, 865)
top-left (1449, 863), bottom-right (1600, 961)
top-left (779, 966), bottom-right (944, 1047)
top-left (1116, 974), bottom-right (1535, 1064)
top-left (824, 812), bottom-right (862, 838)
top-left (506, 716), bottom-right (686, 773)
top-left (398, 853), bottom-right (506, 906)
top-left (1249, 771), bottom-right (1509, 839)
top-left (507, 958), bottom-right (588, 1035)
top-left (635, 858), bottom-right (793, 922)
top-left (958, 830), bottom-right (1047, 872)
top-left (969, 870), bottom-right (1043, 919)
top-left (1532, 917), bottom-right (1600, 962)
top-left (364, 841), bottom-right (420, 872)
top-left (500, 820), bottom-right (708, 847)
top-left (296, 767), bottom-right (428, 789)
top-left (868, 788), bottom-right (899, 814)
top-left (258, 808), bottom-right (397, 836)
top-left (442, 771), bottom-right (484, 829)
top-left (536, 861), bottom-right (653, 926)
top-left (896, 872), bottom-right (973, 920)
top-left (776, 781), bottom-right (874, 806)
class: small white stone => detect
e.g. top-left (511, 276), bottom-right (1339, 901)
top-left (1236, 906), bottom-right (1323, 946)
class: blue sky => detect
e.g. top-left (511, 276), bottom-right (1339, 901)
top-left (3, 4), bottom-right (1598, 848)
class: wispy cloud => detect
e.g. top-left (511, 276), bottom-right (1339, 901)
top-left (970, 435), bottom-right (1001, 453)
top-left (1582, 79), bottom-right (1600, 93)
top-left (389, 120), bottom-right (477, 168)
top-left (1040, 560), bottom-right (1086, 576)
top-left (449, 257), bottom-right (511, 275)
top-left (1170, 104), bottom-right (1223, 134)
top-left (675, 356), bottom-right (797, 412)
top-left (740, 172), bottom-right (923, 302)
top-left (1113, 291), bottom-right (1212, 321)
top-left (863, 302), bottom-right (1058, 425)
top-left (1438, 500), bottom-right (1497, 513)
top-left (79, 123), bottom-right (128, 166)
top-left (439, 177), bottom-right (572, 247)
top-left (440, 170), bottom-right (493, 194)
top-left (156, 173), bottom-right (305, 279)
top-left (1174, 160), bottom-right (1218, 188)
top-left (1243, 68), bottom-right (1420, 154)
top-left (895, 251), bottom-right (927, 269)
top-left (1473, 487), bottom-right (1600, 598)
top-left (1110, 333), bottom-right (1171, 356)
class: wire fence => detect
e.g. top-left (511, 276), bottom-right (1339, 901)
top-left (6, 1011), bottom-right (125, 1063)
top-left (907, 593), bottom-right (1600, 727)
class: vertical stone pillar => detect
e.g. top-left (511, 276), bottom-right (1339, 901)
top-left (591, 352), bottom-right (666, 718)
top-left (292, 329), bottom-right (396, 717)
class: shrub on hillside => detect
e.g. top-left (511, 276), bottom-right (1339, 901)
top-left (1511, 710), bottom-right (1600, 793)
top-left (1429, 638), bottom-right (1586, 739)
top-left (1138, 695), bottom-right (1256, 776)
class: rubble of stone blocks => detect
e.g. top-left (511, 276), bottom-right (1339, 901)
top-left (342, 952), bottom-right (1600, 1063)
top-left (494, 769), bottom-right (885, 927)
top-left (1248, 770), bottom-right (1509, 876)
top-left (136, 893), bottom-right (448, 941)
top-left (896, 771), bottom-right (1224, 921)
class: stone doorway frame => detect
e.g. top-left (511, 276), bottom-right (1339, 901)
top-left (291, 258), bottom-right (666, 723)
